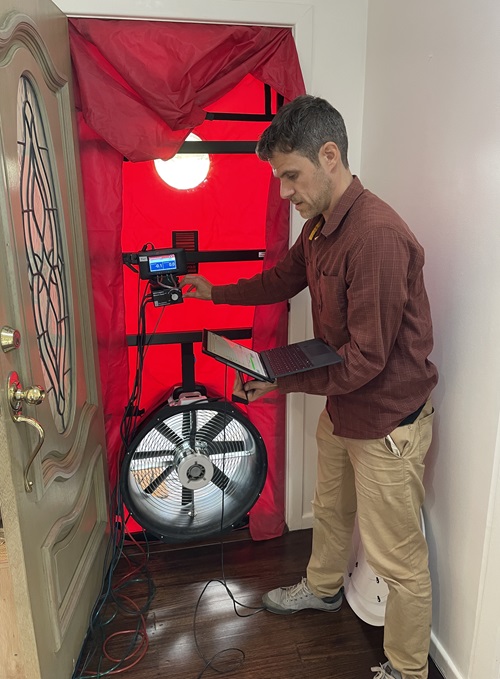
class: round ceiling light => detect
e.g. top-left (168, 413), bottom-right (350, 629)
top-left (154, 133), bottom-right (210, 190)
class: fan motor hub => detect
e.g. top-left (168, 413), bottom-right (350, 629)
top-left (177, 451), bottom-right (214, 490)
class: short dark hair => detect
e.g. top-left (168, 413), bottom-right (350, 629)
top-left (256, 95), bottom-right (349, 168)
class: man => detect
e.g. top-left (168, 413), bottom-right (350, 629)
top-left (182, 95), bottom-right (438, 679)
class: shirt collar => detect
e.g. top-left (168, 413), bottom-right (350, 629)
top-left (321, 175), bottom-right (365, 237)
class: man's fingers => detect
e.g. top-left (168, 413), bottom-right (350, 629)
top-left (181, 276), bottom-right (195, 289)
top-left (180, 275), bottom-right (212, 300)
top-left (232, 372), bottom-right (248, 403)
top-left (243, 379), bottom-right (278, 402)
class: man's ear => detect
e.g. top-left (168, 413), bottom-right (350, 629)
top-left (320, 141), bottom-right (340, 169)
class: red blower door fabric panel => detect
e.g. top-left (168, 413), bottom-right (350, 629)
top-left (69, 18), bottom-right (305, 539)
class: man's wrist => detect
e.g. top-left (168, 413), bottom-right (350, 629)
top-left (210, 285), bottom-right (222, 303)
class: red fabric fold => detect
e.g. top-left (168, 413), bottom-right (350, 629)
top-left (69, 18), bottom-right (305, 539)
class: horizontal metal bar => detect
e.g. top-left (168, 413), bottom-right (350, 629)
top-left (205, 112), bottom-right (274, 122)
top-left (127, 327), bottom-right (253, 347)
top-left (177, 141), bottom-right (257, 154)
top-left (185, 250), bottom-right (265, 263)
top-left (123, 250), bottom-right (265, 266)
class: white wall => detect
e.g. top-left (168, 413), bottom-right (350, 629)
top-left (361, 2), bottom-right (500, 678)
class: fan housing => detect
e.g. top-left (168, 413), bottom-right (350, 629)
top-left (121, 400), bottom-right (267, 543)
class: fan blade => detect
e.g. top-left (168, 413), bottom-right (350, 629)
top-left (211, 464), bottom-right (230, 491)
top-left (154, 422), bottom-right (183, 448)
top-left (182, 410), bottom-right (197, 449)
top-left (181, 487), bottom-right (194, 505)
top-left (197, 412), bottom-right (228, 442)
top-left (143, 465), bottom-right (174, 494)
top-left (215, 440), bottom-right (246, 454)
top-left (133, 448), bottom-right (174, 460)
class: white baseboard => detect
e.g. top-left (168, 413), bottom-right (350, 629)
top-left (430, 632), bottom-right (464, 679)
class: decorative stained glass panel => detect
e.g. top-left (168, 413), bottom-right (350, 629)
top-left (17, 75), bottom-right (73, 434)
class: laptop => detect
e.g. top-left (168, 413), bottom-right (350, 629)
top-left (202, 329), bottom-right (342, 383)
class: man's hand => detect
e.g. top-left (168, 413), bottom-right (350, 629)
top-left (181, 274), bottom-right (213, 300)
top-left (233, 372), bottom-right (278, 403)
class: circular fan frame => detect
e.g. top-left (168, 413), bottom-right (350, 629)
top-left (120, 400), bottom-right (267, 543)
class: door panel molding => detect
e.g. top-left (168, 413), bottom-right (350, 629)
top-left (41, 445), bottom-right (108, 651)
top-left (42, 401), bottom-right (98, 488)
top-left (0, 13), bottom-right (65, 90)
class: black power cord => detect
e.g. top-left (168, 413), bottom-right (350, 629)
top-left (73, 275), bottom-right (162, 679)
top-left (192, 366), bottom-right (266, 679)
top-left (72, 486), bottom-right (157, 678)
top-left (76, 267), bottom-right (267, 678)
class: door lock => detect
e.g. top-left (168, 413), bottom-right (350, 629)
top-left (0, 326), bottom-right (21, 353)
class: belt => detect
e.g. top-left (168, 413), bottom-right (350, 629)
top-left (398, 402), bottom-right (425, 427)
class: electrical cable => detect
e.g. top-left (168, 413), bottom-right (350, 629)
top-left (191, 366), bottom-right (266, 679)
top-left (72, 484), bottom-right (156, 678)
top-left (76, 251), bottom-right (266, 677)
top-left (73, 268), bottom-right (161, 679)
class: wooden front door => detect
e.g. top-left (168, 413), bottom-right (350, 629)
top-left (0, 2), bottom-right (110, 678)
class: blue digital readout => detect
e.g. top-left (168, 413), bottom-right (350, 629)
top-left (148, 254), bottom-right (177, 273)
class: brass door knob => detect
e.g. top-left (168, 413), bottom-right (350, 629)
top-left (19, 386), bottom-right (45, 406)
top-left (8, 373), bottom-right (46, 412)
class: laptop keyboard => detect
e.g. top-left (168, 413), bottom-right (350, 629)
top-left (264, 345), bottom-right (313, 374)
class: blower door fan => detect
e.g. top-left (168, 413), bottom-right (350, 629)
top-left (121, 400), bottom-right (267, 543)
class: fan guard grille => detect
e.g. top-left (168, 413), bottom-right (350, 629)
top-left (121, 401), bottom-right (267, 542)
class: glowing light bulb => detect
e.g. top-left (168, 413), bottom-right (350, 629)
top-left (154, 133), bottom-right (210, 190)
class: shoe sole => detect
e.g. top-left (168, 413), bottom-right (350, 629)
top-left (262, 594), bottom-right (343, 615)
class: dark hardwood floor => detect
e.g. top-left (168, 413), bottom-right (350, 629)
top-left (77, 528), bottom-right (444, 679)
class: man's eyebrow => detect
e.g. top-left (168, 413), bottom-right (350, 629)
top-left (273, 168), bottom-right (298, 179)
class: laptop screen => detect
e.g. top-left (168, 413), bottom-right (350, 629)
top-left (204, 331), bottom-right (268, 379)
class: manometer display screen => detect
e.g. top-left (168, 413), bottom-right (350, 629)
top-left (148, 253), bottom-right (177, 273)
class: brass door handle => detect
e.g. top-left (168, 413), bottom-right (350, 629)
top-left (7, 372), bottom-right (46, 492)
top-left (13, 413), bottom-right (45, 492)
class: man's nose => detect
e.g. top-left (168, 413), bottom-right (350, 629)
top-left (280, 182), bottom-right (294, 200)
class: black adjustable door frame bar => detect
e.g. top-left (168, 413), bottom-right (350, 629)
top-left (205, 113), bottom-right (271, 122)
top-left (186, 249), bottom-right (265, 263)
top-left (122, 140), bottom-right (256, 161)
top-left (122, 249), bottom-right (265, 269)
top-left (177, 140), bottom-right (257, 154)
top-left (126, 328), bottom-right (252, 347)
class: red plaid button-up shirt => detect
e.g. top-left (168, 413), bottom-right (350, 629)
top-left (212, 177), bottom-right (438, 438)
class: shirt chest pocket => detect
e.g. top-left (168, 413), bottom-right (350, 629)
top-left (317, 272), bottom-right (348, 333)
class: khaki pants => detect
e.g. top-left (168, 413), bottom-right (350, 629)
top-left (306, 402), bottom-right (434, 679)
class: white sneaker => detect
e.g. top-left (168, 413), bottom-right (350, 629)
top-left (371, 662), bottom-right (402, 679)
top-left (262, 577), bottom-right (343, 615)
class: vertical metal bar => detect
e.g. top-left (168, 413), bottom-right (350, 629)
top-left (264, 84), bottom-right (272, 117)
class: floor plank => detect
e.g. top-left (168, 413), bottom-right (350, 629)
top-left (77, 528), bottom-right (444, 679)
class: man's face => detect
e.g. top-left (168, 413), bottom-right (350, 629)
top-left (270, 149), bottom-right (334, 220)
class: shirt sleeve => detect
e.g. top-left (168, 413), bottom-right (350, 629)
top-left (212, 230), bottom-right (309, 306)
top-left (277, 227), bottom-right (416, 396)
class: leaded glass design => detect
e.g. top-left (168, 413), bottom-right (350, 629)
top-left (17, 75), bottom-right (73, 434)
